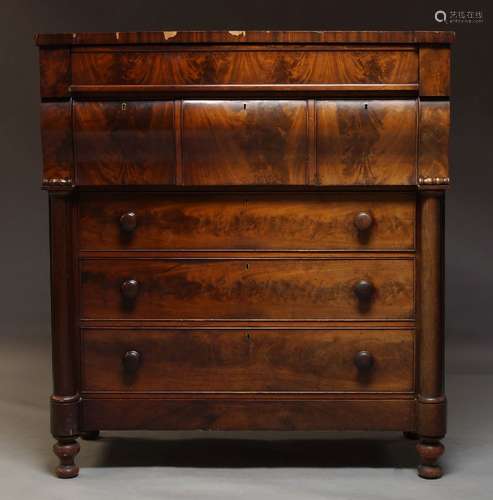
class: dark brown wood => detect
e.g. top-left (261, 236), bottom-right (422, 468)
top-left (74, 101), bottom-right (175, 185)
top-left (417, 439), bottom-right (444, 479)
top-left (182, 100), bottom-right (307, 185)
top-left (419, 47), bottom-right (451, 97)
top-left (316, 100), bottom-right (417, 185)
top-left (39, 48), bottom-right (71, 98)
top-left (80, 257), bottom-right (415, 320)
top-left (40, 102), bottom-right (73, 187)
top-left (417, 192), bottom-right (445, 431)
top-left (69, 83), bottom-right (419, 97)
top-left (81, 398), bottom-right (416, 431)
top-left (35, 30), bottom-right (455, 46)
top-left (81, 329), bottom-right (414, 393)
top-left (36, 31), bottom-right (451, 479)
top-left (353, 212), bottom-right (373, 232)
top-left (80, 430), bottom-right (100, 440)
top-left (53, 438), bottom-right (80, 478)
top-left (418, 101), bottom-right (450, 187)
top-left (79, 192), bottom-right (416, 251)
top-left (71, 49), bottom-right (418, 87)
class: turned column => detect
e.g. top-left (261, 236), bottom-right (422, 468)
top-left (49, 191), bottom-right (80, 478)
top-left (416, 190), bottom-right (446, 479)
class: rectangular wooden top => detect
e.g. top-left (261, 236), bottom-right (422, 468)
top-left (35, 30), bottom-right (455, 46)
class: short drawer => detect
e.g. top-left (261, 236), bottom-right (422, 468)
top-left (80, 257), bottom-right (414, 320)
top-left (74, 101), bottom-right (176, 185)
top-left (78, 192), bottom-right (416, 251)
top-left (182, 100), bottom-right (307, 185)
top-left (317, 100), bottom-right (417, 185)
top-left (81, 329), bottom-right (415, 393)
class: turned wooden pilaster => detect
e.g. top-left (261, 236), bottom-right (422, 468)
top-left (49, 191), bottom-right (80, 478)
top-left (416, 190), bottom-right (446, 477)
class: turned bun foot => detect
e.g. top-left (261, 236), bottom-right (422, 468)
top-left (81, 430), bottom-right (100, 440)
top-left (53, 438), bottom-right (80, 478)
top-left (416, 439), bottom-right (444, 479)
top-left (403, 431), bottom-right (419, 440)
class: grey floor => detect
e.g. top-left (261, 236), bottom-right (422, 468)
top-left (1, 332), bottom-right (491, 500)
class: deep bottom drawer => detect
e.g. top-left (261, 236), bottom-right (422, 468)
top-left (82, 329), bottom-right (415, 393)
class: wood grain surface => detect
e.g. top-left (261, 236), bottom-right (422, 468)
top-left (80, 257), bottom-right (415, 320)
top-left (182, 100), bottom-right (307, 185)
top-left (81, 329), bottom-right (414, 393)
top-left (72, 49), bottom-right (418, 87)
top-left (317, 99), bottom-right (417, 185)
top-left (78, 192), bottom-right (416, 250)
top-left (74, 101), bottom-right (175, 185)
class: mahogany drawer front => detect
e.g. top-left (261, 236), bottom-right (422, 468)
top-left (78, 192), bottom-right (416, 251)
top-left (80, 258), bottom-right (414, 320)
top-left (317, 100), bottom-right (417, 185)
top-left (81, 329), bottom-right (415, 393)
top-left (72, 49), bottom-right (418, 86)
top-left (182, 100), bottom-right (307, 185)
top-left (72, 99), bottom-right (417, 186)
top-left (74, 101), bottom-right (176, 185)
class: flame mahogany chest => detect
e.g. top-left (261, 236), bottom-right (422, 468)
top-left (35, 30), bottom-right (453, 479)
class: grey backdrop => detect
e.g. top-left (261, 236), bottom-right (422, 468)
top-left (1, 0), bottom-right (492, 373)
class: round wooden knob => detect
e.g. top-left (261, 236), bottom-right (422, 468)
top-left (122, 350), bottom-right (141, 373)
top-left (354, 350), bottom-right (374, 371)
top-left (354, 279), bottom-right (374, 301)
top-left (120, 279), bottom-right (139, 300)
top-left (119, 211), bottom-right (137, 232)
top-left (354, 212), bottom-right (373, 231)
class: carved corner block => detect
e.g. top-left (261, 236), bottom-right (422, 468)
top-left (418, 100), bottom-right (450, 189)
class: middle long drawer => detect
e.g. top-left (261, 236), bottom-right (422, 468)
top-left (80, 257), bottom-right (414, 320)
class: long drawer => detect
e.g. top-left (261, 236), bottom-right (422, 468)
top-left (78, 192), bottom-right (416, 251)
top-left (72, 48), bottom-right (418, 86)
top-left (81, 329), bottom-right (415, 393)
top-left (80, 257), bottom-right (414, 320)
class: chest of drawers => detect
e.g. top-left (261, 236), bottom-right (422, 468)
top-left (36, 30), bottom-right (453, 480)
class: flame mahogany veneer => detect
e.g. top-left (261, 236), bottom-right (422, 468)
top-left (36, 30), bottom-right (452, 480)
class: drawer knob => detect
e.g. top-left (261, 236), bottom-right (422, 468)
top-left (354, 279), bottom-right (374, 301)
top-left (122, 350), bottom-right (141, 373)
top-left (354, 211), bottom-right (373, 231)
top-left (121, 279), bottom-right (139, 301)
top-left (119, 211), bottom-right (137, 232)
top-left (354, 350), bottom-right (374, 371)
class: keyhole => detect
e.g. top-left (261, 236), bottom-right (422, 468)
top-left (243, 103), bottom-right (247, 110)
top-left (245, 263), bottom-right (250, 270)
top-left (364, 103), bottom-right (368, 110)
top-left (121, 102), bottom-right (127, 111)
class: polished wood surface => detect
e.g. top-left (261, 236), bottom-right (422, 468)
top-left (182, 100), bottom-right (307, 185)
top-left (36, 30), bottom-right (452, 479)
top-left (74, 101), bottom-right (175, 185)
top-left (79, 192), bottom-right (416, 251)
top-left (40, 103), bottom-right (73, 186)
top-left (418, 101), bottom-right (450, 184)
top-left (72, 49), bottom-right (418, 87)
top-left (82, 329), bottom-right (414, 393)
top-left (80, 257), bottom-right (414, 320)
top-left (317, 99), bottom-right (417, 185)
top-left (35, 30), bottom-right (455, 46)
